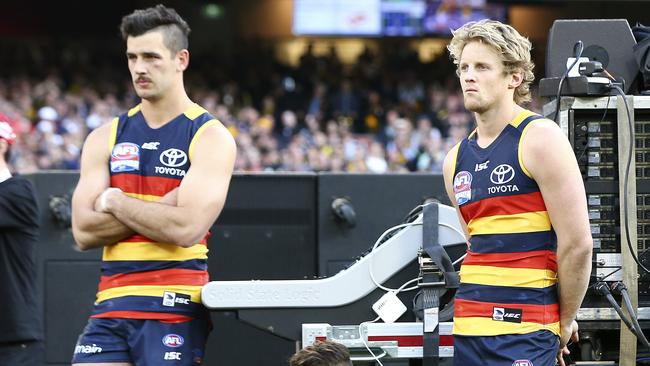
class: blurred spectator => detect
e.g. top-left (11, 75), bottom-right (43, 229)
top-left (0, 37), bottom-right (557, 175)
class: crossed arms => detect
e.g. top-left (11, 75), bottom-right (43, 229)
top-left (71, 121), bottom-right (236, 250)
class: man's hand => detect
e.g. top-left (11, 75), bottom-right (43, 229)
top-left (556, 320), bottom-right (579, 366)
top-left (95, 187), bottom-right (179, 214)
top-left (94, 188), bottom-right (123, 213)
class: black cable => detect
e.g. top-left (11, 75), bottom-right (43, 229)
top-left (588, 266), bottom-right (622, 290)
top-left (617, 283), bottom-right (650, 350)
top-left (553, 40), bottom-right (584, 123)
top-left (595, 282), bottom-right (638, 333)
top-left (610, 84), bottom-right (650, 275)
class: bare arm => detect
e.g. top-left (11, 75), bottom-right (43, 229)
top-left (442, 146), bottom-right (470, 239)
top-left (100, 123), bottom-right (236, 247)
top-left (521, 120), bottom-right (592, 344)
top-left (71, 124), bottom-right (135, 250)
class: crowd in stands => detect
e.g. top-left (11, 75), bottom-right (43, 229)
top-left (0, 39), bottom-right (543, 174)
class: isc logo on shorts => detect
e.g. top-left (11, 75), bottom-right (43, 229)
top-left (512, 360), bottom-right (533, 366)
top-left (164, 352), bottom-right (182, 360)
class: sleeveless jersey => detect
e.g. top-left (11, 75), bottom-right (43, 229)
top-left (450, 109), bottom-right (560, 337)
top-left (91, 103), bottom-right (220, 321)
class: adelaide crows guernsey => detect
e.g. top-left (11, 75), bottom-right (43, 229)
top-left (92, 103), bottom-right (220, 321)
top-left (450, 109), bottom-right (560, 336)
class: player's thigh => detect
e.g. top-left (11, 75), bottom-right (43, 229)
top-left (129, 318), bottom-right (210, 366)
top-left (71, 318), bottom-right (132, 364)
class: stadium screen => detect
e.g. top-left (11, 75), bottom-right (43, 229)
top-left (293, 0), bottom-right (507, 37)
top-left (292, 0), bottom-right (383, 36)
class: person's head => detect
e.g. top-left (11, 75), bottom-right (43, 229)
top-left (120, 4), bottom-right (191, 101)
top-left (0, 121), bottom-right (16, 165)
top-left (289, 340), bottom-right (351, 366)
top-left (447, 20), bottom-right (534, 112)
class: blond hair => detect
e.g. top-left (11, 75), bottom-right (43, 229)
top-left (447, 20), bottom-right (534, 105)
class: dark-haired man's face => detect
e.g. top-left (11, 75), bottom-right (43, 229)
top-left (126, 30), bottom-right (186, 101)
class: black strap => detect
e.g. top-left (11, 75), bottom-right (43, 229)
top-left (421, 280), bottom-right (440, 366)
top-left (423, 203), bottom-right (459, 289)
top-left (421, 203), bottom-right (443, 366)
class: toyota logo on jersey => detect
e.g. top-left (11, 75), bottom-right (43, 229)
top-left (159, 148), bottom-right (188, 168)
top-left (490, 164), bottom-right (515, 184)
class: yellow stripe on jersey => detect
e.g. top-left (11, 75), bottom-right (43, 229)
top-left (124, 192), bottom-right (162, 202)
top-left (184, 103), bottom-right (208, 120)
top-left (453, 317), bottom-right (560, 336)
top-left (127, 104), bottom-right (141, 117)
top-left (449, 142), bottom-right (461, 180)
top-left (467, 211), bottom-right (551, 235)
top-left (509, 109), bottom-right (537, 128)
top-left (460, 265), bottom-right (557, 288)
top-left (96, 285), bottom-right (202, 304)
top-left (108, 117), bottom-right (119, 155)
top-left (103, 242), bottom-right (208, 261)
top-left (189, 119), bottom-right (220, 162)
top-left (518, 119), bottom-right (544, 179)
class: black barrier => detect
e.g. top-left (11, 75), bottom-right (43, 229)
top-left (27, 171), bottom-right (446, 366)
top-left (317, 173), bottom-right (448, 277)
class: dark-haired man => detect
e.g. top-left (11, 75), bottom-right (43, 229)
top-left (71, 5), bottom-right (236, 366)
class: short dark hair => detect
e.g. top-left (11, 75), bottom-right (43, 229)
top-left (289, 341), bottom-right (351, 366)
top-left (120, 4), bottom-right (191, 53)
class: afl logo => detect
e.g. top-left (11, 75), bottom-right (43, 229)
top-left (453, 171), bottom-right (472, 205)
top-left (110, 142), bottom-right (140, 172)
top-left (162, 334), bottom-right (184, 348)
top-left (160, 148), bottom-right (187, 168)
top-left (512, 360), bottom-right (533, 366)
top-left (453, 171), bottom-right (472, 192)
top-left (490, 164), bottom-right (515, 184)
top-left (112, 143), bottom-right (139, 160)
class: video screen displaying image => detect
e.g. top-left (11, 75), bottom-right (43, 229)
top-left (381, 0), bottom-right (427, 37)
top-left (292, 0), bottom-right (507, 37)
top-left (293, 0), bottom-right (382, 36)
top-left (421, 0), bottom-right (507, 35)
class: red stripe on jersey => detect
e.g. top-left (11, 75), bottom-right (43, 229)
top-left (460, 192), bottom-right (547, 223)
top-left (111, 173), bottom-right (180, 197)
top-left (121, 234), bottom-right (209, 245)
top-left (98, 268), bottom-right (209, 291)
top-left (454, 298), bottom-right (560, 324)
top-left (463, 250), bottom-right (557, 272)
top-left (91, 311), bottom-right (193, 322)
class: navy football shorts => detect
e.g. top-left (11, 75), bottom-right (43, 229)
top-left (453, 330), bottom-right (559, 366)
top-left (71, 317), bottom-right (210, 365)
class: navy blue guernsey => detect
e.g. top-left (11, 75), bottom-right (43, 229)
top-left (93, 103), bottom-right (220, 321)
top-left (450, 109), bottom-right (560, 336)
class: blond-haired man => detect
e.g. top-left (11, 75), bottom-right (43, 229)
top-left (442, 20), bottom-right (592, 366)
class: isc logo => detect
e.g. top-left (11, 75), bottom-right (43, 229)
top-left (162, 291), bottom-right (191, 307)
top-left (512, 360), bottom-right (533, 366)
top-left (164, 352), bottom-right (182, 360)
